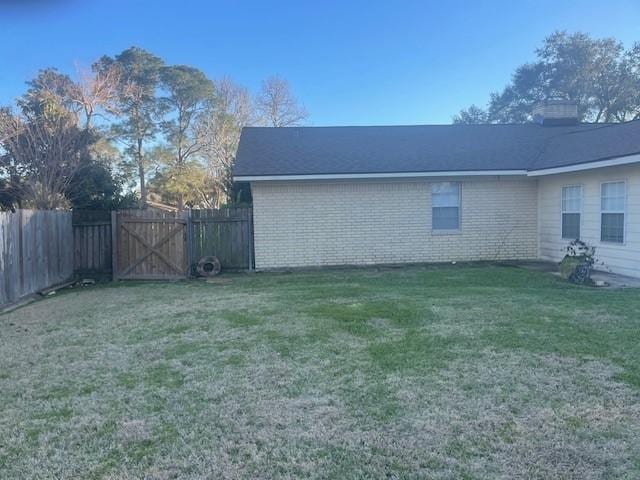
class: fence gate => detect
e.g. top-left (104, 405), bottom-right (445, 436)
top-left (113, 209), bottom-right (188, 280)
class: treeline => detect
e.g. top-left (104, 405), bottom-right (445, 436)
top-left (453, 32), bottom-right (640, 124)
top-left (0, 47), bottom-right (308, 211)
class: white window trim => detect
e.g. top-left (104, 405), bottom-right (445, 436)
top-left (561, 184), bottom-right (583, 240)
top-left (431, 182), bottom-right (462, 234)
top-left (599, 180), bottom-right (627, 245)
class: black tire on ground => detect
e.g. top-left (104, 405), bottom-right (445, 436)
top-left (196, 256), bottom-right (221, 277)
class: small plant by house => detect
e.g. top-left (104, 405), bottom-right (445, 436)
top-left (559, 239), bottom-right (599, 284)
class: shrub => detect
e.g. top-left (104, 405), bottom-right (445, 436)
top-left (560, 240), bottom-right (598, 285)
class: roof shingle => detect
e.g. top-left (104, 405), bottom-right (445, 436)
top-left (233, 121), bottom-right (640, 177)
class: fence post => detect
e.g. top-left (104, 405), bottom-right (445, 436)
top-left (247, 207), bottom-right (254, 271)
top-left (111, 210), bottom-right (118, 281)
top-left (186, 208), bottom-right (193, 277)
top-left (18, 209), bottom-right (25, 293)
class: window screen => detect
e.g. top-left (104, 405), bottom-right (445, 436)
top-left (432, 182), bottom-right (460, 230)
top-left (601, 181), bottom-right (625, 243)
top-left (561, 185), bottom-right (582, 239)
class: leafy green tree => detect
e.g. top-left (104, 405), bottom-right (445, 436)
top-left (17, 68), bottom-right (78, 119)
top-left (452, 105), bottom-right (488, 125)
top-left (454, 32), bottom-right (640, 124)
top-left (97, 47), bottom-right (164, 204)
top-left (158, 65), bottom-right (214, 208)
top-left (0, 178), bottom-right (14, 211)
top-left (148, 145), bottom-right (214, 207)
top-left (66, 138), bottom-right (138, 210)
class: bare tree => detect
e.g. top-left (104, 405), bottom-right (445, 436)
top-left (1, 64), bottom-right (137, 211)
top-left (197, 78), bottom-right (254, 206)
top-left (0, 107), bottom-right (91, 209)
top-left (15, 65), bottom-right (120, 131)
top-left (255, 75), bottom-right (308, 127)
top-left (70, 62), bottom-right (121, 129)
top-left (216, 77), bottom-right (254, 127)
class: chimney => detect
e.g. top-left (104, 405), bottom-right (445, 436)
top-left (533, 100), bottom-right (579, 126)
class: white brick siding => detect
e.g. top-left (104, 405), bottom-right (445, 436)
top-left (538, 164), bottom-right (640, 277)
top-left (251, 178), bottom-right (538, 269)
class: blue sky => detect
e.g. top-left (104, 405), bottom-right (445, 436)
top-left (1, 0), bottom-right (639, 125)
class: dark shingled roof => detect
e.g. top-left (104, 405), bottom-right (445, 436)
top-left (233, 121), bottom-right (640, 177)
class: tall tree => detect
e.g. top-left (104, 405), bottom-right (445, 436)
top-left (1, 67), bottom-right (133, 210)
top-left (69, 62), bottom-right (121, 129)
top-left (453, 32), bottom-right (640, 124)
top-left (15, 66), bottom-right (119, 129)
top-left (157, 65), bottom-right (214, 208)
top-left (256, 75), bottom-right (308, 127)
top-left (197, 78), bottom-right (254, 206)
top-left (98, 47), bottom-right (164, 204)
top-left (17, 68), bottom-right (79, 120)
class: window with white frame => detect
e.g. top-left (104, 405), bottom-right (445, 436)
top-left (432, 182), bottom-right (460, 231)
top-left (601, 181), bottom-right (625, 243)
top-left (561, 185), bottom-right (582, 239)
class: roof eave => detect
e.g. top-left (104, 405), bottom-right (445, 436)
top-left (527, 153), bottom-right (640, 177)
top-left (234, 170), bottom-right (529, 182)
top-left (235, 153), bottom-right (640, 182)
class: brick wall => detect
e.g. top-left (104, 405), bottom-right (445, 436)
top-left (251, 178), bottom-right (538, 269)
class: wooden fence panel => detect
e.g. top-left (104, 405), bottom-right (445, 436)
top-left (190, 207), bottom-right (253, 271)
top-left (73, 210), bottom-right (113, 277)
top-left (0, 209), bottom-right (73, 306)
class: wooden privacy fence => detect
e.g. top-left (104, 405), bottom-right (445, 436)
top-left (0, 210), bottom-right (73, 306)
top-left (71, 207), bottom-right (254, 280)
top-left (73, 210), bottom-right (112, 277)
top-left (0, 206), bottom-right (252, 304)
top-left (190, 207), bottom-right (253, 272)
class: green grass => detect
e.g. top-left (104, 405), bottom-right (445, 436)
top-left (1, 264), bottom-right (640, 479)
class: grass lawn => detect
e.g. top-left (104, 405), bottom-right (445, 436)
top-left (1, 264), bottom-right (640, 479)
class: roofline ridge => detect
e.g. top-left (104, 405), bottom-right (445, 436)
top-left (240, 121), bottom-right (631, 130)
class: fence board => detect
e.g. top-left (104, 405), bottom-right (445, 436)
top-left (0, 209), bottom-right (73, 306)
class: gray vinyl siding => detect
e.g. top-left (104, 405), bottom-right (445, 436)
top-left (538, 164), bottom-right (640, 277)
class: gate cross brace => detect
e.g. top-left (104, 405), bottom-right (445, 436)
top-left (119, 223), bottom-right (185, 277)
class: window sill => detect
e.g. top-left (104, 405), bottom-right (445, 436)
top-left (599, 240), bottom-right (625, 246)
top-left (431, 229), bottom-right (462, 236)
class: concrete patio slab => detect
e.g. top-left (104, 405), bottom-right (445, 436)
top-left (503, 260), bottom-right (640, 288)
